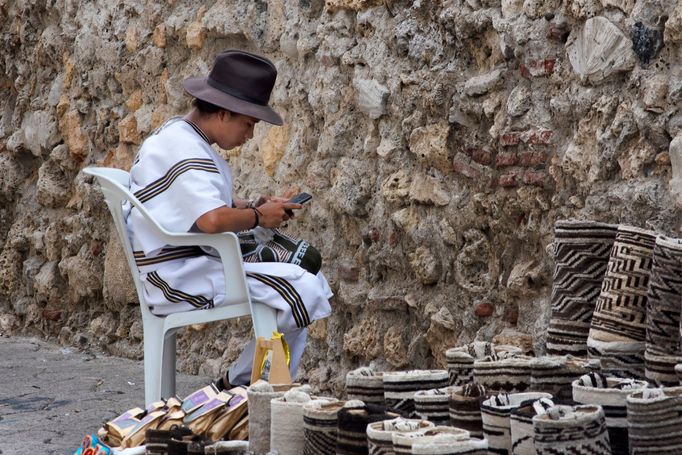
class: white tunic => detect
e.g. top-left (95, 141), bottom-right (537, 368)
top-left (126, 119), bottom-right (332, 332)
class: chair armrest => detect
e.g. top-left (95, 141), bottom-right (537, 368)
top-left (160, 229), bottom-right (239, 252)
top-left (157, 229), bottom-right (249, 306)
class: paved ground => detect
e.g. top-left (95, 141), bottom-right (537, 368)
top-left (0, 336), bottom-right (211, 455)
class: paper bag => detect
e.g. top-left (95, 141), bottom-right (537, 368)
top-left (184, 390), bottom-right (233, 435)
top-left (228, 415), bottom-right (249, 441)
top-left (121, 410), bottom-right (166, 448)
top-left (154, 397), bottom-right (184, 431)
top-left (181, 384), bottom-right (220, 414)
top-left (205, 387), bottom-right (249, 441)
top-left (103, 407), bottom-right (145, 447)
top-left (250, 332), bottom-right (292, 384)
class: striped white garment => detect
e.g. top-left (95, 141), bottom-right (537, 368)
top-left (127, 118), bottom-right (332, 331)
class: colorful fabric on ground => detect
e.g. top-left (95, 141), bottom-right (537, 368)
top-left (73, 434), bottom-right (112, 455)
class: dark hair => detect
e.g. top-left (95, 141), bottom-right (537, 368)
top-left (193, 98), bottom-right (230, 114)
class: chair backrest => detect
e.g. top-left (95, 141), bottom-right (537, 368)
top-left (83, 168), bottom-right (151, 316)
top-left (82, 167), bottom-right (252, 319)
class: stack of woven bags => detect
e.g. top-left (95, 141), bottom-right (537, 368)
top-left (96, 219), bottom-right (682, 455)
top-left (245, 374), bottom-right (485, 455)
top-left (257, 219), bottom-right (680, 455)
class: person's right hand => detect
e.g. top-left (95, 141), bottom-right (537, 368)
top-left (256, 201), bottom-right (302, 228)
top-left (254, 194), bottom-right (284, 207)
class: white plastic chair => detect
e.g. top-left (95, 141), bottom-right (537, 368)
top-left (83, 167), bottom-right (278, 405)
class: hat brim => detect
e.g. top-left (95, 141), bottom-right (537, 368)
top-left (182, 77), bottom-right (284, 126)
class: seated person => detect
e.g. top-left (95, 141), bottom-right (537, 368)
top-left (126, 49), bottom-right (332, 387)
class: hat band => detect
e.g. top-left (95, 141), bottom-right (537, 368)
top-left (206, 77), bottom-right (268, 106)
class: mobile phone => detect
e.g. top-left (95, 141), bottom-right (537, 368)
top-left (285, 192), bottom-right (312, 216)
top-left (288, 192), bottom-right (312, 204)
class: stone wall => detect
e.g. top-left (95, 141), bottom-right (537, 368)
top-left (1, 0), bottom-right (681, 394)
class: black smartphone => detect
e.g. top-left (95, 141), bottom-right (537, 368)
top-left (288, 192), bottom-right (313, 204)
top-left (285, 192), bottom-right (312, 216)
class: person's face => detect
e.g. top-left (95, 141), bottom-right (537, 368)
top-left (216, 111), bottom-right (259, 149)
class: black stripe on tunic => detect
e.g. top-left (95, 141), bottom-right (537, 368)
top-left (134, 158), bottom-right (219, 203)
top-left (147, 271), bottom-right (214, 309)
top-left (133, 246), bottom-right (205, 266)
top-left (182, 119), bottom-right (211, 144)
top-left (269, 274), bottom-right (310, 326)
top-left (246, 272), bottom-right (308, 328)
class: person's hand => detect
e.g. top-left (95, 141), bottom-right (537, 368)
top-left (254, 195), bottom-right (289, 206)
top-left (256, 201), bottom-right (302, 228)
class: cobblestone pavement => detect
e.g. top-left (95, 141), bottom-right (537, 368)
top-left (0, 336), bottom-right (210, 455)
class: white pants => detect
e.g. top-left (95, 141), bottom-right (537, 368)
top-left (228, 327), bottom-right (308, 385)
top-left (143, 259), bottom-right (332, 334)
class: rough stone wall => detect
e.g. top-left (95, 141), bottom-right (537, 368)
top-left (1, 0), bottom-right (681, 394)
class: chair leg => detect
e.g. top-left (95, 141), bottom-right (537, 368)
top-left (143, 326), bottom-right (165, 406)
top-left (251, 302), bottom-right (278, 339)
top-left (160, 331), bottom-right (177, 400)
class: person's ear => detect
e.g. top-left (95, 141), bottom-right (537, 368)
top-left (219, 109), bottom-right (232, 123)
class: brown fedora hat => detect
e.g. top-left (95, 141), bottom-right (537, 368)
top-left (183, 49), bottom-right (283, 125)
